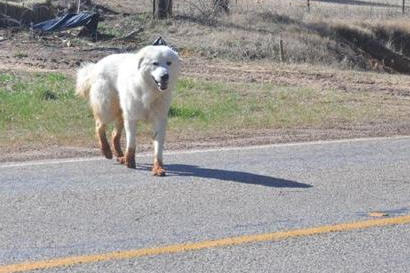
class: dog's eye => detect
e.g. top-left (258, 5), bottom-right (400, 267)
top-left (166, 61), bottom-right (172, 66)
top-left (153, 62), bottom-right (159, 66)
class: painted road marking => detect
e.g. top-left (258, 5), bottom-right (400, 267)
top-left (1, 215), bottom-right (409, 273)
top-left (1, 135), bottom-right (410, 168)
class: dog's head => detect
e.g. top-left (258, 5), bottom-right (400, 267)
top-left (137, 45), bottom-right (181, 92)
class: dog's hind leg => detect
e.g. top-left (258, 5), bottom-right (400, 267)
top-left (96, 120), bottom-right (113, 159)
top-left (112, 115), bottom-right (124, 158)
top-left (89, 79), bottom-right (117, 160)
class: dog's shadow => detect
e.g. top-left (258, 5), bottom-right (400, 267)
top-left (136, 164), bottom-right (312, 188)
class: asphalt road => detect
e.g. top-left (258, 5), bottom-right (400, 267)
top-left (0, 137), bottom-right (409, 272)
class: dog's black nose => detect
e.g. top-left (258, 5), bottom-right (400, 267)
top-left (161, 74), bottom-right (169, 81)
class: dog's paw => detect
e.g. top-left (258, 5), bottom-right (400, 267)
top-left (102, 147), bottom-right (113, 159)
top-left (117, 156), bottom-right (136, 168)
top-left (117, 156), bottom-right (126, 164)
top-left (152, 161), bottom-right (166, 176)
top-left (152, 167), bottom-right (166, 176)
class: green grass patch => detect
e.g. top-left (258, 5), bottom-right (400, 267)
top-left (0, 71), bottom-right (389, 149)
top-left (170, 78), bottom-right (379, 133)
top-left (168, 106), bottom-right (204, 119)
top-left (13, 52), bottom-right (28, 59)
top-left (0, 71), bottom-right (93, 147)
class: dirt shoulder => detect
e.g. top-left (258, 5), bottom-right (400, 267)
top-left (2, 32), bottom-right (410, 96)
top-left (2, 126), bottom-right (410, 163)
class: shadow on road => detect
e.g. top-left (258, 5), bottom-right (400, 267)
top-left (137, 164), bottom-right (312, 188)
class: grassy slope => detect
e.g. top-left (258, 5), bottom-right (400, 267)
top-left (109, 0), bottom-right (410, 73)
top-left (1, 70), bottom-right (409, 152)
top-left (2, 1), bottom-right (410, 155)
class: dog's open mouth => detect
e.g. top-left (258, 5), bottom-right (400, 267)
top-left (153, 77), bottom-right (168, 91)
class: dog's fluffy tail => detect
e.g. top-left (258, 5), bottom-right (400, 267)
top-left (75, 62), bottom-right (96, 99)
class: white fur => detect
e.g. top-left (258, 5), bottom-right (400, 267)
top-left (76, 45), bottom-right (181, 167)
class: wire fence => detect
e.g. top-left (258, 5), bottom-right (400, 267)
top-left (167, 0), bottom-right (410, 19)
top-left (2, 0), bottom-right (410, 27)
top-left (304, 0), bottom-right (408, 14)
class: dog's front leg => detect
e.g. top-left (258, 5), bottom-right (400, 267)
top-left (117, 119), bottom-right (137, 168)
top-left (152, 118), bottom-right (167, 176)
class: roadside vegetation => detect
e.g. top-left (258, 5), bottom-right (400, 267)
top-left (2, 70), bottom-right (410, 153)
top-left (92, 0), bottom-right (410, 73)
top-left (0, 72), bottom-right (93, 148)
top-left (3, 1), bottom-right (410, 72)
top-left (2, 0), bottom-right (410, 160)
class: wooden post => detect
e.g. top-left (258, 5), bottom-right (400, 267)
top-left (168, 0), bottom-right (173, 16)
top-left (153, 0), bottom-right (172, 19)
top-left (307, 0), bottom-right (310, 12)
top-left (403, 0), bottom-right (406, 14)
top-left (279, 39), bottom-right (284, 62)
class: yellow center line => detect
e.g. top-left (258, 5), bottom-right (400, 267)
top-left (1, 215), bottom-right (410, 273)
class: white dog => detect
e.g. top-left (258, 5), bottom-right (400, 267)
top-left (76, 45), bottom-right (181, 176)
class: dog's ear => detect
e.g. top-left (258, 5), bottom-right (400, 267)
top-left (137, 57), bottom-right (144, 69)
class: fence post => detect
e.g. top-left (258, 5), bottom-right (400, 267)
top-left (403, 0), bottom-right (406, 14)
top-left (153, 0), bottom-right (172, 19)
top-left (279, 39), bottom-right (284, 62)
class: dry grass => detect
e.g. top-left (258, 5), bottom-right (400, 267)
top-left (86, 0), bottom-right (410, 71)
top-left (0, 1), bottom-right (396, 72)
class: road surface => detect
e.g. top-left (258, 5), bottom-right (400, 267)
top-left (0, 137), bottom-right (409, 272)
